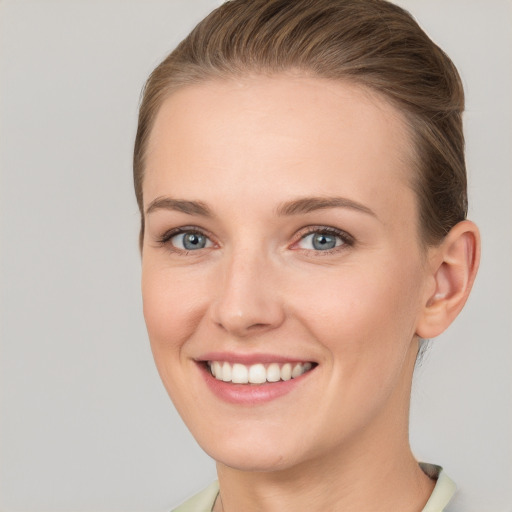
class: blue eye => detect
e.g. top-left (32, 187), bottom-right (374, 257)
top-left (297, 231), bottom-right (345, 251)
top-left (170, 231), bottom-right (212, 250)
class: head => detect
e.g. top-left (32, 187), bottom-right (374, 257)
top-left (135, 0), bottom-right (468, 250)
top-left (135, 0), bottom-right (479, 473)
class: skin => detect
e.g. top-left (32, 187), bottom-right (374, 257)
top-left (140, 75), bottom-right (480, 511)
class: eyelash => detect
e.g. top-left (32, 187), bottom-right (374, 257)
top-left (293, 226), bottom-right (354, 255)
top-left (156, 226), bottom-right (214, 255)
top-left (156, 225), bottom-right (354, 255)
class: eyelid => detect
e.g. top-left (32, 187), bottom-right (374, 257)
top-left (155, 224), bottom-right (354, 254)
top-left (290, 225), bottom-right (355, 252)
top-left (157, 225), bottom-right (217, 251)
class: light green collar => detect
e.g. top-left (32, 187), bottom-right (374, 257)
top-left (173, 463), bottom-right (456, 512)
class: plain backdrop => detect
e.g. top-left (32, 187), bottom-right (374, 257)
top-left (0, 0), bottom-right (511, 511)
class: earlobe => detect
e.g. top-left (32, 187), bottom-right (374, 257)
top-left (416, 221), bottom-right (480, 339)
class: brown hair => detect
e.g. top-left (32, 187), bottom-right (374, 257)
top-left (134, 0), bottom-right (467, 249)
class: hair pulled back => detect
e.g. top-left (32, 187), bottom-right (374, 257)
top-left (134, 0), bottom-right (467, 248)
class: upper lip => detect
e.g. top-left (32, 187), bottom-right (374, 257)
top-left (196, 352), bottom-right (316, 365)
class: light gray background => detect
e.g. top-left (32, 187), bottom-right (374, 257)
top-left (0, 0), bottom-right (510, 510)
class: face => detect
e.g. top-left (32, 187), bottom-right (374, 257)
top-left (141, 75), bottom-right (431, 472)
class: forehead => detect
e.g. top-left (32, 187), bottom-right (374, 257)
top-left (144, 75), bottom-right (415, 220)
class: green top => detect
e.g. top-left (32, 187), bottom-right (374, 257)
top-left (172, 463), bottom-right (456, 512)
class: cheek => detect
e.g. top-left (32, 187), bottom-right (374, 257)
top-left (294, 255), bottom-right (423, 368)
top-left (141, 262), bottom-right (215, 418)
top-left (288, 257), bottom-right (424, 441)
top-left (141, 262), bottom-right (208, 358)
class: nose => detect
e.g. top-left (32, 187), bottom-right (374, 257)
top-left (209, 250), bottom-right (285, 338)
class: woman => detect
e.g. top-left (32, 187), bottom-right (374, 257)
top-left (134, 1), bottom-right (480, 510)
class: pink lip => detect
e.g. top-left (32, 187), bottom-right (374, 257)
top-left (195, 355), bottom-right (317, 406)
top-left (197, 351), bottom-right (314, 365)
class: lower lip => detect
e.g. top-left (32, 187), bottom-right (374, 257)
top-left (198, 363), bottom-right (315, 405)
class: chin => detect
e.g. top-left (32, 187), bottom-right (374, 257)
top-left (212, 448), bottom-right (299, 473)
top-left (197, 429), bottom-right (307, 473)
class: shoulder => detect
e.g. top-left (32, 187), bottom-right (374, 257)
top-left (171, 481), bottom-right (219, 512)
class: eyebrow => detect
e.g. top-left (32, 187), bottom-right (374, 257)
top-left (276, 196), bottom-right (376, 217)
top-left (145, 197), bottom-right (212, 217)
top-left (145, 195), bottom-right (376, 218)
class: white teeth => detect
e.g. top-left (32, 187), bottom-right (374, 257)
top-left (212, 361), bottom-right (222, 378)
top-left (281, 363), bottom-right (292, 381)
top-left (266, 363), bottom-right (281, 382)
top-left (221, 361), bottom-right (231, 382)
top-left (208, 360), bottom-right (314, 384)
top-left (231, 363), bottom-right (248, 384)
top-left (291, 363), bottom-right (304, 378)
top-left (248, 363), bottom-right (267, 384)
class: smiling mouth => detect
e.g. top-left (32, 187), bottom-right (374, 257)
top-left (206, 361), bottom-right (316, 384)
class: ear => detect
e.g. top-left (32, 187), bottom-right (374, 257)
top-left (416, 220), bottom-right (480, 339)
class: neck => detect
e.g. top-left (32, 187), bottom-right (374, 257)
top-left (215, 440), bottom-right (433, 512)
top-left (214, 341), bottom-right (435, 512)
